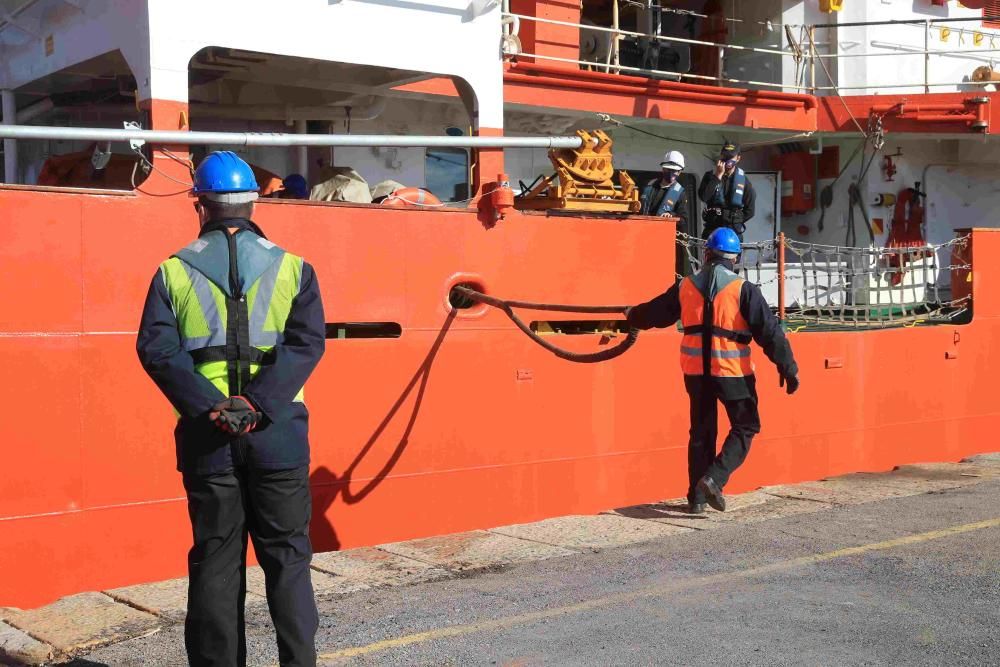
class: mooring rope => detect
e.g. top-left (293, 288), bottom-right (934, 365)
top-left (449, 285), bottom-right (639, 363)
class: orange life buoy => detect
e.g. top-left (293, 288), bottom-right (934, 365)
top-left (381, 188), bottom-right (442, 208)
top-left (885, 186), bottom-right (931, 286)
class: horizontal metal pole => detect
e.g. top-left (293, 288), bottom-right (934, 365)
top-left (517, 52), bottom-right (789, 90)
top-left (0, 125), bottom-right (586, 148)
top-left (813, 80), bottom-right (992, 91)
top-left (818, 45), bottom-right (1000, 59)
top-left (508, 12), bottom-right (790, 57)
top-left (813, 16), bottom-right (1000, 29)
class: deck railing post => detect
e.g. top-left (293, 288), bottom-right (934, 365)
top-left (924, 19), bottom-right (930, 93)
top-left (2, 89), bottom-right (16, 184)
top-left (778, 232), bottom-right (787, 322)
top-left (809, 26), bottom-right (816, 94)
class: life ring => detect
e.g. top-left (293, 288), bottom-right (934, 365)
top-left (886, 186), bottom-right (931, 286)
top-left (381, 188), bottom-right (442, 208)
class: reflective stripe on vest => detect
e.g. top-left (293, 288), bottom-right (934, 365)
top-left (710, 168), bottom-right (746, 209)
top-left (678, 274), bottom-right (754, 377)
top-left (160, 242), bottom-right (305, 402)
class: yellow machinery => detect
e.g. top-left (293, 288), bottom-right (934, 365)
top-left (515, 129), bottom-right (641, 213)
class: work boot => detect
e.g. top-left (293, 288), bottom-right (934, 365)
top-left (697, 476), bottom-right (726, 512)
top-left (688, 502), bottom-right (707, 515)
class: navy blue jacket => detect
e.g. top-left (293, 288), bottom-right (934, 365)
top-left (698, 170), bottom-right (755, 228)
top-left (136, 219), bottom-right (326, 474)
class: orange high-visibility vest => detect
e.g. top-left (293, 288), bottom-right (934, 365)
top-left (679, 274), bottom-right (754, 377)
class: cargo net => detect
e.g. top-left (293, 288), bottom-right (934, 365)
top-left (676, 233), bottom-right (971, 329)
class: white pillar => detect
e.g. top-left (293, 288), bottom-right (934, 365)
top-left (296, 119), bottom-right (308, 178)
top-left (2, 90), bottom-right (16, 184)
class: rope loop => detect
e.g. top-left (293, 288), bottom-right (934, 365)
top-left (450, 286), bottom-right (639, 363)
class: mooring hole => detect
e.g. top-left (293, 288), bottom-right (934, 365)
top-left (325, 322), bottom-right (402, 339)
top-left (448, 282), bottom-right (485, 310)
top-left (530, 320), bottom-right (627, 335)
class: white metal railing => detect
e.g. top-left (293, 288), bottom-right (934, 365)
top-left (502, 11), bottom-right (1000, 96)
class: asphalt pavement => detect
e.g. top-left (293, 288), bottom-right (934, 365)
top-left (74, 478), bottom-right (1000, 666)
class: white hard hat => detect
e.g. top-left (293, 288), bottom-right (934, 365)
top-left (660, 150), bottom-right (685, 170)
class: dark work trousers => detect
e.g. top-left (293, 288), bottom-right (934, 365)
top-left (182, 465), bottom-right (318, 667)
top-left (685, 377), bottom-right (762, 504)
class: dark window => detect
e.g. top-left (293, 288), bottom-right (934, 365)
top-left (425, 148), bottom-right (469, 202)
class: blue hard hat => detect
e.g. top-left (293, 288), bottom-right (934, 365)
top-left (705, 227), bottom-right (742, 254)
top-left (282, 173), bottom-right (309, 199)
top-left (192, 151), bottom-right (259, 195)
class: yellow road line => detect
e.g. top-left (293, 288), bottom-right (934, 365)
top-left (318, 517), bottom-right (1000, 662)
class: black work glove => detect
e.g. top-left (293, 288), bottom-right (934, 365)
top-left (779, 374), bottom-right (800, 395)
top-left (209, 396), bottom-right (262, 436)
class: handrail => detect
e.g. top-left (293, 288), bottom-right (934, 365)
top-left (507, 12), bottom-right (789, 57)
top-left (511, 51), bottom-right (789, 90)
top-left (812, 15), bottom-right (1000, 30)
top-left (504, 11), bottom-right (1000, 96)
top-left (0, 125), bottom-right (586, 148)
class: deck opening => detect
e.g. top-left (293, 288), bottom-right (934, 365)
top-left (530, 320), bottom-right (628, 336)
top-left (325, 322), bottom-right (402, 339)
top-left (448, 282), bottom-right (485, 310)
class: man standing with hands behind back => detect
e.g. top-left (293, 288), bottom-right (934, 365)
top-left (698, 141), bottom-right (755, 241)
top-left (137, 151), bottom-right (325, 666)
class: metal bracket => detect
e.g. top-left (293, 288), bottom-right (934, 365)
top-left (90, 142), bottom-right (112, 170)
top-left (123, 121), bottom-right (144, 152)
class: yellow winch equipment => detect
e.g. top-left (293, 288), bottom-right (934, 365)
top-left (516, 129), bottom-right (641, 213)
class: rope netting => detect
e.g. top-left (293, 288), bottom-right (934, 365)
top-left (677, 233), bottom-right (971, 329)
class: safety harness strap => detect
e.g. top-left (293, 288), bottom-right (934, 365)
top-left (656, 181), bottom-right (684, 216)
top-left (681, 324), bottom-right (752, 344)
top-left (190, 346), bottom-right (271, 365)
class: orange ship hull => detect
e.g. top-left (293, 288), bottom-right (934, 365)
top-left (1, 187), bottom-right (997, 609)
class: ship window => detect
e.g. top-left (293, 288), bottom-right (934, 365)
top-left (529, 320), bottom-right (628, 336)
top-left (325, 322), bottom-right (402, 339)
top-left (0, 50), bottom-right (149, 191)
top-left (425, 148), bottom-right (469, 203)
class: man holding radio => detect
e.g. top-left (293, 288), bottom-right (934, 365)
top-left (698, 142), bottom-right (755, 241)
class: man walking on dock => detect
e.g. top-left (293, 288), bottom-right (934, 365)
top-left (626, 227), bottom-right (798, 513)
top-left (137, 151), bottom-right (325, 666)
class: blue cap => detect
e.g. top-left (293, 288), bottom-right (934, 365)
top-left (706, 227), bottom-right (741, 255)
top-left (192, 151), bottom-right (259, 201)
top-left (282, 173), bottom-right (309, 199)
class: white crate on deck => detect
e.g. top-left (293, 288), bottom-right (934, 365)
top-left (744, 260), bottom-right (939, 309)
top-left (743, 262), bottom-right (848, 309)
top-left (851, 261), bottom-right (938, 306)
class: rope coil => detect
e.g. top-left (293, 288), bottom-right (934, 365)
top-left (449, 285), bottom-right (639, 363)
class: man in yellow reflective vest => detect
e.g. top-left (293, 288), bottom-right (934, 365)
top-left (137, 151), bottom-right (325, 666)
top-left (626, 228), bottom-right (799, 514)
